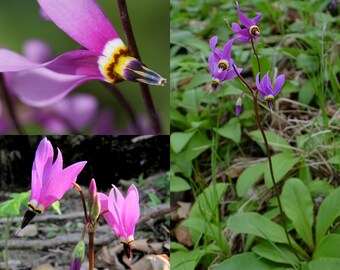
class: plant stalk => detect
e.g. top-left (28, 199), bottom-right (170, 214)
top-left (251, 37), bottom-right (261, 80)
top-left (88, 231), bottom-right (95, 270)
top-left (117, 0), bottom-right (162, 134)
top-left (72, 183), bottom-right (89, 223)
top-left (0, 74), bottom-right (24, 135)
top-left (232, 64), bottom-right (298, 258)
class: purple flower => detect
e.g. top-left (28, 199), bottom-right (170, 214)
top-left (256, 72), bottom-right (285, 110)
top-left (21, 137), bottom-right (87, 228)
top-left (232, 1), bottom-right (262, 43)
top-left (0, 0), bottom-right (166, 107)
top-left (208, 36), bottom-right (242, 89)
top-left (70, 240), bottom-right (85, 270)
top-left (235, 97), bottom-right (243, 116)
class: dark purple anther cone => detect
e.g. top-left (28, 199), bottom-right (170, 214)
top-left (21, 209), bottom-right (36, 229)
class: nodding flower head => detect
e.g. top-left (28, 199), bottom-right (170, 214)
top-left (235, 97), bottom-right (243, 116)
top-left (208, 36), bottom-right (242, 90)
top-left (232, 1), bottom-right (262, 43)
top-left (256, 72), bottom-right (285, 111)
top-left (21, 137), bottom-right (87, 229)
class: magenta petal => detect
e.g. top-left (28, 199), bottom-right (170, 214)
top-left (98, 192), bottom-right (108, 212)
top-left (45, 50), bottom-right (103, 77)
top-left (262, 72), bottom-right (273, 94)
top-left (253, 12), bottom-right (262, 25)
top-left (236, 4), bottom-right (253, 27)
top-left (224, 67), bottom-right (242, 80)
top-left (11, 68), bottom-right (97, 107)
top-left (122, 185), bottom-right (140, 237)
top-left (0, 49), bottom-right (40, 72)
top-left (222, 39), bottom-right (234, 60)
top-left (231, 22), bottom-right (241, 32)
top-left (255, 72), bottom-right (262, 92)
top-left (208, 53), bottom-right (215, 72)
top-left (37, 0), bottom-right (120, 53)
top-left (209, 36), bottom-right (218, 50)
top-left (273, 74), bottom-right (285, 96)
top-left (23, 39), bottom-right (53, 63)
top-left (42, 161), bottom-right (87, 208)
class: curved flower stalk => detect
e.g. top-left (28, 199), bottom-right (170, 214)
top-left (209, 36), bottom-right (242, 89)
top-left (99, 184), bottom-right (140, 258)
top-left (21, 137), bottom-right (87, 229)
top-left (232, 1), bottom-right (262, 43)
top-left (0, 0), bottom-right (166, 107)
top-left (256, 72), bottom-right (285, 110)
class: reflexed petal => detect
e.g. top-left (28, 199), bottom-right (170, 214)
top-left (37, 0), bottom-right (120, 53)
top-left (93, 108), bottom-right (115, 135)
top-left (12, 68), bottom-right (99, 107)
top-left (23, 39), bottom-right (53, 63)
top-left (262, 72), bottom-right (273, 94)
top-left (231, 22), bottom-right (241, 32)
top-left (209, 36), bottom-right (218, 50)
top-left (236, 2), bottom-right (253, 27)
top-left (255, 72), bottom-right (263, 91)
top-left (48, 148), bottom-right (63, 182)
top-left (273, 74), bottom-right (285, 96)
top-left (41, 161), bottom-right (87, 208)
top-left (253, 12), bottom-right (262, 25)
top-left (223, 67), bottom-right (242, 81)
top-left (45, 50), bottom-right (103, 77)
top-left (222, 38), bottom-right (234, 60)
top-left (34, 138), bottom-right (53, 188)
top-left (122, 185), bottom-right (140, 237)
top-left (208, 53), bottom-right (215, 72)
top-left (234, 34), bottom-right (250, 43)
top-left (0, 49), bottom-right (40, 72)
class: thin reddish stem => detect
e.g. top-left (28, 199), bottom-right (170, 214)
top-left (72, 183), bottom-right (89, 222)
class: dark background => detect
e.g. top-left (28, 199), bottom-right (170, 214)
top-left (0, 135), bottom-right (169, 191)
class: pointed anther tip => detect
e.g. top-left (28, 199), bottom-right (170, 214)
top-left (160, 78), bottom-right (167, 86)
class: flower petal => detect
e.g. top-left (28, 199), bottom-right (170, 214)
top-left (41, 161), bottom-right (87, 208)
top-left (223, 67), bottom-right (242, 80)
top-left (255, 72), bottom-right (263, 92)
top-left (209, 36), bottom-right (218, 50)
top-left (44, 50), bottom-right (102, 77)
top-left (23, 39), bottom-right (53, 63)
top-left (222, 38), bottom-right (234, 60)
top-left (253, 12), bottom-right (262, 25)
top-left (273, 74), bottom-right (285, 96)
top-left (231, 22), bottom-right (241, 32)
top-left (262, 72), bottom-right (273, 94)
top-left (12, 68), bottom-right (99, 107)
top-left (37, 0), bottom-right (120, 53)
top-left (236, 1), bottom-right (253, 27)
top-left (0, 49), bottom-right (40, 72)
top-left (122, 185), bottom-right (140, 238)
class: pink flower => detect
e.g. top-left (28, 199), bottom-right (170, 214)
top-left (28, 137), bottom-right (87, 214)
top-left (0, 0), bottom-right (166, 107)
top-left (99, 185), bottom-right (140, 244)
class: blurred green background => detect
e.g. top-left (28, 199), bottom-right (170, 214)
top-left (0, 0), bottom-right (169, 134)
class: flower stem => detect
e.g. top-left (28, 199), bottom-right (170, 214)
top-left (72, 183), bottom-right (89, 222)
top-left (102, 82), bottom-right (142, 133)
top-left (0, 74), bottom-right (24, 135)
top-left (232, 64), bottom-right (298, 259)
top-left (88, 231), bottom-right (94, 270)
top-left (251, 37), bottom-right (261, 80)
top-left (117, 0), bottom-right (162, 134)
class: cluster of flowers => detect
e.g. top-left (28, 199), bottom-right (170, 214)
top-left (208, 1), bottom-right (285, 113)
top-left (0, 0), bottom-right (165, 134)
top-left (21, 138), bottom-right (140, 268)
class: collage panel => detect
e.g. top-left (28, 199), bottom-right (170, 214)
top-left (0, 0), bottom-right (169, 135)
top-left (0, 135), bottom-right (170, 269)
top-left (170, 0), bottom-right (340, 269)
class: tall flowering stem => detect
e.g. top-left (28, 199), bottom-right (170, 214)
top-left (117, 0), bottom-right (162, 134)
top-left (251, 37), bottom-right (261, 80)
top-left (0, 74), bottom-right (24, 135)
top-left (231, 64), bottom-right (298, 259)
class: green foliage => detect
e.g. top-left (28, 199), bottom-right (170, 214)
top-left (0, 192), bottom-right (30, 218)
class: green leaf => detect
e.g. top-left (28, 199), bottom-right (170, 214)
top-left (298, 80), bottom-right (315, 105)
top-left (236, 162), bottom-right (265, 197)
top-left (215, 118), bottom-right (241, 144)
top-left (0, 191), bottom-right (30, 218)
top-left (189, 183), bottom-right (228, 244)
top-left (308, 180), bottom-right (334, 197)
top-left (170, 176), bottom-right (191, 192)
top-left (313, 234), bottom-right (340, 259)
top-left (281, 178), bottom-right (314, 250)
top-left (51, 201), bottom-right (62, 215)
top-left (184, 132), bottom-right (210, 161)
top-left (228, 212), bottom-right (307, 257)
top-left (249, 130), bottom-right (293, 153)
top-left (264, 153), bottom-right (300, 188)
top-left (171, 250), bottom-right (205, 270)
top-left (214, 252), bottom-right (287, 270)
top-left (170, 131), bottom-right (196, 153)
top-left (315, 187), bottom-right (340, 246)
top-left (252, 241), bottom-right (300, 265)
top-left (309, 258), bottom-right (340, 270)
top-left (328, 155), bottom-right (340, 165)
top-left (170, 241), bottom-right (188, 252)
top-left (170, 107), bottom-right (187, 125)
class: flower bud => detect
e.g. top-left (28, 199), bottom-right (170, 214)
top-left (70, 240), bottom-right (85, 270)
top-left (235, 97), bottom-right (242, 116)
top-left (88, 179), bottom-right (97, 217)
top-left (91, 193), bottom-right (101, 222)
